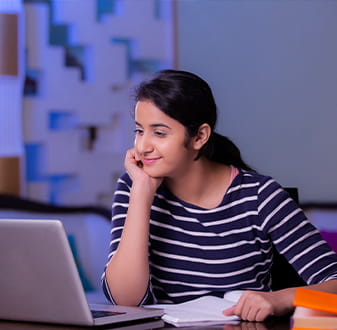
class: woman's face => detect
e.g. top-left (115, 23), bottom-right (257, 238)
top-left (134, 100), bottom-right (197, 179)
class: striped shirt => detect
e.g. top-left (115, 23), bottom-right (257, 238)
top-left (102, 169), bottom-right (337, 304)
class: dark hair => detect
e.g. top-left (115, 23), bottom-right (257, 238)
top-left (135, 69), bottom-right (253, 171)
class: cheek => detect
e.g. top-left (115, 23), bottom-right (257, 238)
top-left (164, 145), bottom-right (191, 165)
top-left (160, 141), bottom-right (181, 157)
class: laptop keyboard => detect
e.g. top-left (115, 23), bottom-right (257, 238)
top-left (91, 310), bottom-right (126, 318)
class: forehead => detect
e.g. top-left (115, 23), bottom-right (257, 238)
top-left (135, 100), bottom-right (180, 127)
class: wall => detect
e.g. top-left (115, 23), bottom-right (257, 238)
top-left (0, 0), bottom-right (24, 196)
top-left (22, 0), bottom-right (174, 206)
top-left (177, 0), bottom-right (337, 203)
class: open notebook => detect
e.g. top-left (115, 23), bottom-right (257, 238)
top-left (0, 219), bottom-right (163, 327)
top-left (146, 291), bottom-right (241, 327)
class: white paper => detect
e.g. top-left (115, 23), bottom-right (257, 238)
top-left (146, 291), bottom-right (243, 327)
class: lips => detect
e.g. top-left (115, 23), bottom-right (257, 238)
top-left (142, 157), bottom-right (161, 165)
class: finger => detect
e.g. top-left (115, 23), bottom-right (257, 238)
top-left (223, 305), bottom-right (236, 316)
top-left (134, 150), bottom-right (141, 162)
top-left (125, 148), bottom-right (135, 159)
top-left (231, 293), bottom-right (246, 318)
top-left (255, 310), bottom-right (268, 322)
top-left (255, 306), bottom-right (273, 322)
top-left (247, 306), bottom-right (271, 322)
top-left (125, 149), bottom-right (138, 164)
top-left (241, 305), bottom-right (253, 321)
top-left (237, 298), bottom-right (254, 321)
top-left (246, 306), bottom-right (259, 322)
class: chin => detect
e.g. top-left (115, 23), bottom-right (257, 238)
top-left (143, 168), bottom-right (166, 179)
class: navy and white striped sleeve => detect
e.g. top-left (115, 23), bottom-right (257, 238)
top-left (101, 172), bottom-right (154, 305)
top-left (257, 177), bottom-right (337, 284)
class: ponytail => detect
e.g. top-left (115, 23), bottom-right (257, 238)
top-left (201, 132), bottom-right (254, 171)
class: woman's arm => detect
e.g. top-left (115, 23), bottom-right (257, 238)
top-left (223, 279), bottom-right (337, 322)
top-left (224, 181), bottom-right (337, 321)
top-left (104, 149), bottom-right (163, 306)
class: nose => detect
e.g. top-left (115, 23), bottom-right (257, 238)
top-left (135, 132), bottom-right (154, 154)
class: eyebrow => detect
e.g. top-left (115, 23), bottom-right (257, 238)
top-left (135, 121), bottom-right (171, 129)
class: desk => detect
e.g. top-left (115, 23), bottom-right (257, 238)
top-left (0, 317), bottom-right (292, 330)
top-left (161, 317), bottom-right (291, 330)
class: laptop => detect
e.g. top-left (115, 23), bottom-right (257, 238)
top-left (0, 219), bottom-right (164, 327)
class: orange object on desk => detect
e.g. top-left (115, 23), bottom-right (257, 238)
top-left (292, 288), bottom-right (337, 329)
top-left (293, 288), bottom-right (337, 314)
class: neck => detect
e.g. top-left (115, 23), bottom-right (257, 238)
top-left (164, 158), bottom-right (232, 209)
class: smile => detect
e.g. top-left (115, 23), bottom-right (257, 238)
top-left (142, 157), bottom-right (161, 165)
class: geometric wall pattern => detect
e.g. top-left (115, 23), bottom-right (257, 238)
top-left (23, 0), bottom-right (174, 206)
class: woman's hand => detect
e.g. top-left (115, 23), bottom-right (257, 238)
top-left (125, 148), bottom-right (163, 194)
top-left (223, 290), bottom-right (295, 322)
top-left (223, 280), bottom-right (337, 322)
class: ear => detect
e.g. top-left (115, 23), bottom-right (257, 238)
top-left (192, 123), bottom-right (211, 151)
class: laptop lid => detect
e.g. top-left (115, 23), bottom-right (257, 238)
top-left (0, 219), bottom-right (163, 326)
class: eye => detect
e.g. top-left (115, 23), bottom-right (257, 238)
top-left (154, 130), bottom-right (167, 137)
top-left (134, 128), bottom-right (143, 135)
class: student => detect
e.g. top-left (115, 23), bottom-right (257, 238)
top-left (102, 69), bottom-right (337, 322)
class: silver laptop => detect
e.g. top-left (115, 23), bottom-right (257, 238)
top-left (0, 219), bottom-right (163, 327)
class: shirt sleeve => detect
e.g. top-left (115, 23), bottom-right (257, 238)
top-left (257, 177), bottom-right (337, 284)
top-left (101, 172), bottom-right (154, 305)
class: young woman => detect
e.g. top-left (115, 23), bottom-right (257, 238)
top-left (102, 70), bottom-right (337, 322)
